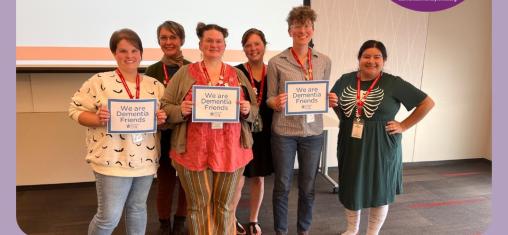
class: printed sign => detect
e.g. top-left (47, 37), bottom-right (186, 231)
top-left (285, 80), bottom-right (329, 116)
top-left (192, 85), bottom-right (240, 122)
top-left (107, 99), bottom-right (157, 133)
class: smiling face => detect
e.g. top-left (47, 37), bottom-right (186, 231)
top-left (243, 33), bottom-right (266, 64)
top-left (289, 19), bottom-right (314, 47)
top-left (359, 47), bottom-right (385, 79)
top-left (114, 39), bottom-right (141, 72)
top-left (158, 27), bottom-right (183, 58)
top-left (199, 29), bottom-right (226, 60)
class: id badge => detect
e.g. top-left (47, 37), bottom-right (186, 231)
top-left (351, 118), bottom-right (364, 139)
top-left (132, 133), bottom-right (144, 144)
top-left (211, 122), bottom-right (223, 129)
top-left (306, 114), bottom-right (315, 123)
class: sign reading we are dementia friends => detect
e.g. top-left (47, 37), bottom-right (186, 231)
top-left (285, 80), bottom-right (329, 116)
top-left (192, 85), bottom-right (240, 122)
top-left (107, 99), bottom-right (157, 134)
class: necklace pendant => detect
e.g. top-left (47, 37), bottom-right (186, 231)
top-left (253, 87), bottom-right (258, 95)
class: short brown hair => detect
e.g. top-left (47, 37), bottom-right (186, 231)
top-left (196, 22), bottom-right (229, 40)
top-left (109, 28), bottom-right (143, 55)
top-left (286, 6), bottom-right (317, 29)
top-left (241, 28), bottom-right (267, 47)
top-left (157, 20), bottom-right (185, 45)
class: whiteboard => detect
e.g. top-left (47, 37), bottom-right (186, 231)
top-left (16, 0), bottom-right (303, 67)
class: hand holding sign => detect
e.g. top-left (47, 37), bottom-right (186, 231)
top-left (328, 92), bottom-right (339, 108)
top-left (240, 100), bottom-right (251, 115)
top-left (156, 109), bottom-right (167, 125)
top-left (181, 100), bottom-right (193, 117)
top-left (274, 93), bottom-right (288, 112)
top-left (97, 104), bottom-right (110, 126)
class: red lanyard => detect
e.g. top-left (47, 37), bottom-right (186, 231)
top-left (290, 47), bottom-right (313, 80)
top-left (162, 63), bottom-right (170, 86)
top-left (116, 68), bottom-right (140, 99)
top-left (246, 63), bottom-right (266, 105)
top-left (356, 72), bottom-right (382, 117)
top-left (201, 61), bottom-right (225, 85)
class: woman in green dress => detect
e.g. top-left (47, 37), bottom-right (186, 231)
top-left (331, 40), bottom-right (434, 235)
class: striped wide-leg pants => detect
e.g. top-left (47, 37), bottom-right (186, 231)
top-left (173, 161), bottom-right (244, 235)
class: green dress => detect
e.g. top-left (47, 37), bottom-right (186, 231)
top-left (331, 72), bottom-right (427, 210)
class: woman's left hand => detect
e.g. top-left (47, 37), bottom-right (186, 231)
top-left (156, 109), bottom-right (167, 125)
top-left (386, 120), bottom-right (406, 134)
top-left (240, 100), bottom-right (251, 115)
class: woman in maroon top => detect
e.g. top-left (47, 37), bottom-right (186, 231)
top-left (160, 22), bottom-right (258, 235)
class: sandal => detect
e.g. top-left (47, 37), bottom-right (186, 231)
top-left (172, 215), bottom-right (186, 235)
top-left (236, 220), bottom-right (246, 235)
top-left (248, 222), bottom-right (261, 235)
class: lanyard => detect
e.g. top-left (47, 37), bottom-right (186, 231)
top-left (356, 72), bottom-right (382, 117)
top-left (246, 63), bottom-right (266, 105)
top-left (290, 47), bottom-right (313, 80)
top-left (162, 63), bottom-right (170, 86)
top-left (201, 61), bottom-right (225, 86)
top-left (115, 68), bottom-right (140, 99)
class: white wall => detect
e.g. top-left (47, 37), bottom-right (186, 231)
top-left (17, 112), bottom-right (93, 184)
top-left (313, 0), bottom-right (429, 162)
top-left (414, 0), bottom-right (492, 161)
top-left (16, 0), bottom-right (491, 185)
top-left (16, 73), bottom-right (95, 185)
top-left (313, 0), bottom-right (491, 162)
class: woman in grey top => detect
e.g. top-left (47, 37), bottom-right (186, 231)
top-left (266, 5), bottom-right (338, 235)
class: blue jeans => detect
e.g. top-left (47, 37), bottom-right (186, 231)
top-left (88, 172), bottom-right (154, 235)
top-left (271, 132), bottom-right (324, 233)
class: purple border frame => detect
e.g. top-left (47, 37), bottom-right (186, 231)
top-left (7, 0), bottom-right (506, 234)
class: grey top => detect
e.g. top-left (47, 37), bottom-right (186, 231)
top-left (267, 47), bottom-right (332, 137)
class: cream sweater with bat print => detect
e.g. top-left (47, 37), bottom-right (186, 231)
top-left (69, 71), bottom-right (165, 177)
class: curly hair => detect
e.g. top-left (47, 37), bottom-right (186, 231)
top-left (286, 5), bottom-right (317, 29)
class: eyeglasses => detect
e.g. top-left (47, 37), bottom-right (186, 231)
top-left (203, 38), bottom-right (225, 45)
top-left (290, 23), bottom-right (313, 30)
top-left (159, 35), bottom-right (178, 42)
